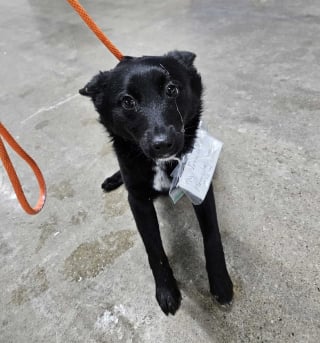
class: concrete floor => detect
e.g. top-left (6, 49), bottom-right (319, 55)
top-left (1, 0), bottom-right (319, 342)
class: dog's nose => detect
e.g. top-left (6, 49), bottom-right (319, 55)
top-left (151, 134), bottom-right (174, 156)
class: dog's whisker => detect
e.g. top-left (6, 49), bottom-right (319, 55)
top-left (175, 100), bottom-right (185, 133)
top-left (183, 123), bottom-right (199, 131)
top-left (159, 63), bottom-right (170, 76)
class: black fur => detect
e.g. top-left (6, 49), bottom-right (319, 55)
top-left (80, 51), bottom-right (233, 315)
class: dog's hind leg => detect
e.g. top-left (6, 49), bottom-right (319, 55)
top-left (101, 170), bottom-right (123, 192)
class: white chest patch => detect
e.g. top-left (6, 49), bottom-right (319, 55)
top-left (153, 165), bottom-right (171, 192)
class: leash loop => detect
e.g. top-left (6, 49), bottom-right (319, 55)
top-left (0, 122), bottom-right (46, 215)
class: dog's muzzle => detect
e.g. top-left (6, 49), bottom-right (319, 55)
top-left (141, 126), bottom-right (184, 159)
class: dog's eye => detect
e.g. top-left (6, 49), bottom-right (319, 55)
top-left (166, 83), bottom-right (179, 98)
top-left (121, 95), bottom-right (136, 110)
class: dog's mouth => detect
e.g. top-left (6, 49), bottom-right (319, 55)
top-left (141, 148), bottom-right (180, 161)
top-left (140, 130), bottom-right (184, 161)
top-left (141, 143), bottom-right (184, 161)
top-left (155, 154), bottom-right (179, 163)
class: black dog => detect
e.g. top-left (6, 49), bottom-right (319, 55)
top-left (80, 51), bottom-right (233, 315)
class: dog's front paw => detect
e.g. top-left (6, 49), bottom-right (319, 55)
top-left (210, 274), bottom-right (233, 305)
top-left (101, 171), bottom-right (123, 192)
top-left (156, 285), bottom-right (181, 315)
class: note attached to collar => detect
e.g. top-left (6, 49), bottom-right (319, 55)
top-left (169, 126), bottom-right (223, 205)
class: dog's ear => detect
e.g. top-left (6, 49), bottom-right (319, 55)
top-left (79, 72), bottom-right (109, 97)
top-left (167, 50), bottom-right (196, 69)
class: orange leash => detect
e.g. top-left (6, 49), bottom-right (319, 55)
top-left (1, 2), bottom-right (121, 214)
top-left (66, 0), bottom-right (124, 61)
top-left (0, 123), bottom-right (46, 215)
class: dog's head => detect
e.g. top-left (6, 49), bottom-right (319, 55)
top-left (80, 51), bottom-right (202, 160)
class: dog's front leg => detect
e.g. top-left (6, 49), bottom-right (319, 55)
top-left (128, 193), bottom-right (181, 315)
top-left (193, 184), bottom-right (233, 305)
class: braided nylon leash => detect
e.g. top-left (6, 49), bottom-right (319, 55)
top-left (66, 0), bottom-right (124, 61)
top-left (0, 123), bottom-right (46, 215)
top-left (1, 1), bottom-right (123, 215)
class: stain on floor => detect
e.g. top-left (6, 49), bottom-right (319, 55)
top-left (35, 119), bottom-right (50, 130)
top-left (11, 266), bottom-right (49, 305)
top-left (64, 230), bottom-right (136, 281)
top-left (50, 180), bottom-right (75, 200)
top-left (92, 304), bottom-right (139, 343)
top-left (0, 240), bottom-right (13, 257)
top-left (103, 187), bottom-right (128, 218)
top-left (36, 216), bottom-right (58, 253)
top-left (71, 209), bottom-right (88, 225)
